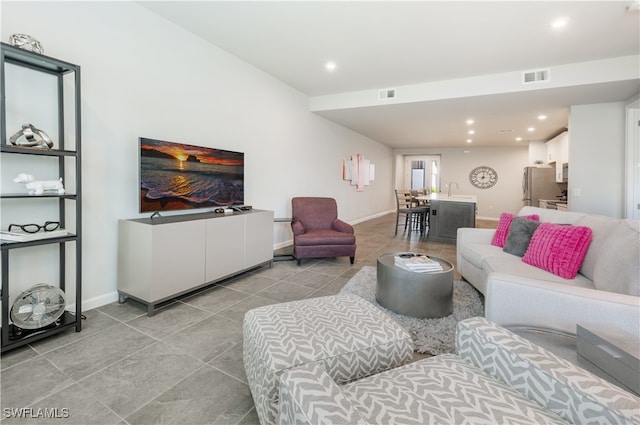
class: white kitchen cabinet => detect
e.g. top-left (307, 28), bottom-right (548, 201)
top-left (546, 136), bottom-right (559, 163)
top-left (559, 132), bottom-right (569, 164)
top-left (118, 210), bottom-right (274, 315)
top-left (546, 131), bottom-right (569, 182)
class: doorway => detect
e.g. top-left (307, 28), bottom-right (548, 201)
top-left (402, 155), bottom-right (441, 192)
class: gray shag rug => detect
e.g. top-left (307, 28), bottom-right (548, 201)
top-left (339, 266), bottom-right (484, 355)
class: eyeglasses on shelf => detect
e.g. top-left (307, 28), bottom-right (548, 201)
top-left (8, 221), bottom-right (60, 233)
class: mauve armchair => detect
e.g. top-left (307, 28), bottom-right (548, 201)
top-left (291, 197), bottom-right (356, 266)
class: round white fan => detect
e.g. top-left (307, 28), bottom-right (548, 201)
top-left (10, 284), bottom-right (66, 330)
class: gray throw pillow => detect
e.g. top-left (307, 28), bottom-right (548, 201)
top-left (503, 217), bottom-right (541, 257)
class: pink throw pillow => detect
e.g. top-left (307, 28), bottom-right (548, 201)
top-left (491, 213), bottom-right (540, 247)
top-left (522, 223), bottom-right (593, 279)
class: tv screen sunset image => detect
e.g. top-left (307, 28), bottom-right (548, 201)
top-left (139, 138), bottom-right (244, 213)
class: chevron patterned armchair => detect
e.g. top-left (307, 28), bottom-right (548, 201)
top-left (290, 197), bottom-right (356, 266)
top-left (278, 317), bottom-right (640, 425)
top-left (243, 295), bottom-right (414, 425)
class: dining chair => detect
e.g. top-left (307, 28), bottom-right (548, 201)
top-left (414, 189), bottom-right (431, 227)
top-left (395, 190), bottom-right (429, 236)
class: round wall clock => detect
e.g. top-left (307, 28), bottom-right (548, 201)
top-left (469, 166), bottom-right (498, 189)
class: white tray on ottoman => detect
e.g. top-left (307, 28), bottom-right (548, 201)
top-left (242, 294), bottom-right (414, 425)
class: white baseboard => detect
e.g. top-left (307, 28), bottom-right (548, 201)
top-left (68, 291), bottom-right (119, 312)
top-left (350, 210), bottom-right (395, 225)
top-left (274, 239), bottom-right (293, 250)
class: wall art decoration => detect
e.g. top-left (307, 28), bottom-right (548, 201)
top-left (343, 154), bottom-right (375, 191)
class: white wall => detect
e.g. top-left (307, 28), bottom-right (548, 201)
top-left (569, 102), bottom-right (626, 217)
top-left (625, 96), bottom-right (640, 220)
top-left (393, 146), bottom-right (529, 219)
top-left (1, 1), bottom-right (393, 309)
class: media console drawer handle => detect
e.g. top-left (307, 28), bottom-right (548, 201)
top-left (597, 344), bottom-right (622, 359)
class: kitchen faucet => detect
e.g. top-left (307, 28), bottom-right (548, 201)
top-left (447, 181), bottom-right (460, 197)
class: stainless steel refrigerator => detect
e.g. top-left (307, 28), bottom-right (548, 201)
top-left (522, 167), bottom-right (562, 207)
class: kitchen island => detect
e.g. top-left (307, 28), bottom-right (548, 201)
top-left (417, 193), bottom-right (477, 244)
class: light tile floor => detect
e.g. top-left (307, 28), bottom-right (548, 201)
top-left (0, 213), bottom-right (495, 425)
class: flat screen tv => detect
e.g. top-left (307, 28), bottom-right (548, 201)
top-left (139, 137), bottom-right (244, 213)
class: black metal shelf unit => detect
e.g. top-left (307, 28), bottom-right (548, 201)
top-left (0, 43), bottom-right (82, 352)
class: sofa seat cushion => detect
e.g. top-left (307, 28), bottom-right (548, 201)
top-left (295, 229), bottom-right (355, 246)
top-left (459, 242), bottom-right (504, 269)
top-left (341, 354), bottom-right (568, 425)
top-left (482, 256), bottom-right (596, 289)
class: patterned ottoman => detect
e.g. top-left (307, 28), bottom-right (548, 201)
top-left (242, 294), bottom-right (414, 425)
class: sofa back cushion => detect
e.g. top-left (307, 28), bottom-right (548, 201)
top-left (522, 223), bottom-right (593, 279)
top-left (592, 220), bottom-right (640, 296)
top-left (518, 206), bottom-right (584, 225)
top-left (492, 212), bottom-right (539, 248)
top-left (574, 214), bottom-right (620, 281)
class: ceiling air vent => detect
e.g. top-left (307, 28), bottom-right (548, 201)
top-left (523, 69), bottom-right (550, 84)
top-left (379, 88), bottom-right (397, 100)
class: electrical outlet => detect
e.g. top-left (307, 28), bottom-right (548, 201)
top-left (573, 188), bottom-right (582, 197)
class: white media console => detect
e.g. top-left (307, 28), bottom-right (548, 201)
top-left (117, 209), bottom-right (274, 315)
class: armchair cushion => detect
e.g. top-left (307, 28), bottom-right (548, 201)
top-left (295, 229), bottom-right (355, 246)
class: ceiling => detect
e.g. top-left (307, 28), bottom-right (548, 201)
top-left (140, 1), bottom-right (640, 148)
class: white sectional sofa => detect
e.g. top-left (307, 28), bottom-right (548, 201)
top-left (457, 206), bottom-right (640, 336)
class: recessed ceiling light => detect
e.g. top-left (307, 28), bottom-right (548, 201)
top-left (551, 18), bottom-right (569, 29)
top-left (527, 127), bottom-right (535, 132)
top-left (325, 61), bottom-right (337, 72)
top-left (468, 130), bottom-right (475, 135)
top-left (466, 119), bottom-right (474, 125)
top-left (538, 114), bottom-right (547, 120)
top-left (516, 137), bottom-right (523, 141)
top-left (466, 139), bottom-right (472, 143)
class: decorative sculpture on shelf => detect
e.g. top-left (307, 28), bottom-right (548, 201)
top-left (14, 174), bottom-right (65, 195)
top-left (8, 34), bottom-right (43, 54)
top-left (343, 154), bottom-right (375, 191)
top-left (9, 123), bottom-right (54, 149)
